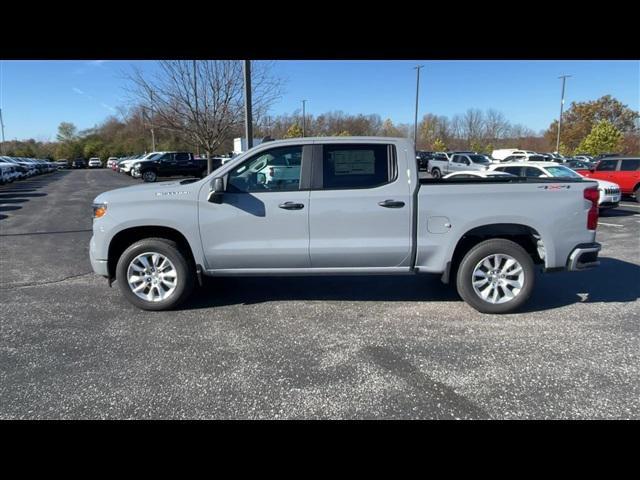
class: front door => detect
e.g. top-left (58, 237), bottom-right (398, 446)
top-left (198, 145), bottom-right (311, 270)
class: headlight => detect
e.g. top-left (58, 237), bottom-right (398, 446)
top-left (92, 203), bottom-right (108, 219)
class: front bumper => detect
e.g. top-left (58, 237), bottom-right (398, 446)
top-left (89, 234), bottom-right (109, 277)
top-left (567, 242), bottom-right (601, 271)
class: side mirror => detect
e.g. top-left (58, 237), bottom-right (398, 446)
top-left (589, 167), bottom-right (596, 173)
top-left (208, 177), bottom-right (225, 204)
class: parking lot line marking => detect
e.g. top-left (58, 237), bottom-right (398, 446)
top-left (598, 222), bottom-right (624, 228)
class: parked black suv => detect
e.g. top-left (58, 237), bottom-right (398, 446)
top-left (131, 152), bottom-right (208, 182)
top-left (73, 158), bottom-right (87, 169)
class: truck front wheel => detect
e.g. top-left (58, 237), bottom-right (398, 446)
top-left (116, 238), bottom-right (195, 311)
top-left (456, 239), bottom-right (535, 314)
top-left (431, 168), bottom-right (441, 179)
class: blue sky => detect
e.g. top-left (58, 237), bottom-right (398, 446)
top-left (1, 60), bottom-right (638, 141)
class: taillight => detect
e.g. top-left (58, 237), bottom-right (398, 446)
top-left (584, 186), bottom-right (599, 230)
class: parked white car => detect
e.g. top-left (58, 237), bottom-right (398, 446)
top-left (489, 162), bottom-right (621, 209)
top-left (88, 158), bottom-right (102, 168)
top-left (121, 152), bottom-right (163, 174)
top-left (492, 149), bottom-right (539, 161)
top-left (0, 162), bottom-right (19, 184)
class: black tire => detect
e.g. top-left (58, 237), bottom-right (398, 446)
top-left (456, 238), bottom-right (535, 314)
top-left (115, 238), bottom-right (195, 311)
top-left (142, 170), bottom-right (157, 183)
top-left (635, 186), bottom-right (640, 203)
top-left (431, 168), bottom-right (441, 179)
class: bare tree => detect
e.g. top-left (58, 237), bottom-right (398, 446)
top-left (126, 60), bottom-right (284, 158)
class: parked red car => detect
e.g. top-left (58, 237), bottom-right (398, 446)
top-left (582, 157), bottom-right (640, 201)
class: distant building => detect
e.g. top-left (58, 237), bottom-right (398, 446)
top-left (233, 138), bottom-right (263, 155)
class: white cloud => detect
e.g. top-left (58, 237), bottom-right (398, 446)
top-left (72, 87), bottom-right (85, 95)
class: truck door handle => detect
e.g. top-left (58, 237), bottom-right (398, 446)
top-left (278, 202), bottom-right (305, 210)
top-left (378, 199), bottom-right (405, 208)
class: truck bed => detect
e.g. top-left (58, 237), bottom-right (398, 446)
top-left (414, 177), bottom-right (599, 273)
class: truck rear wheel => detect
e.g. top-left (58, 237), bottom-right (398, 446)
top-left (116, 238), bottom-right (195, 311)
top-left (142, 170), bottom-right (157, 182)
top-left (456, 239), bottom-right (535, 314)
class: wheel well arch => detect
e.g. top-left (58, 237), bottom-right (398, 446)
top-left (449, 223), bottom-right (544, 277)
top-left (107, 226), bottom-right (196, 280)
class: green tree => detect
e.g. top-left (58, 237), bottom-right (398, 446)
top-left (575, 120), bottom-right (623, 155)
top-left (56, 122), bottom-right (78, 142)
top-left (544, 95), bottom-right (638, 152)
top-left (283, 123), bottom-right (303, 138)
top-left (432, 138), bottom-right (447, 151)
top-left (334, 130), bottom-right (350, 136)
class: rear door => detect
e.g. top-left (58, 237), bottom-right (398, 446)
top-left (308, 142), bottom-right (412, 268)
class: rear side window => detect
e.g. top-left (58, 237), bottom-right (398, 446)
top-left (498, 167), bottom-right (523, 176)
top-left (596, 159), bottom-right (619, 171)
top-left (620, 159), bottom-right (640, 171)
top-left (524, 167), bottom-right (544, 177)
top-left (322, 144), bottom-right (394, 189)
top-left (175, 152), bottom-right (190, 162)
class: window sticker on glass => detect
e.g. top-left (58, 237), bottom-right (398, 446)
top-left (332, 150), bottom-right (376, 175)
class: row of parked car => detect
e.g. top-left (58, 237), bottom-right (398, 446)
top-left (107, 152), bottom-right (233, 182)
top-left (416, 149), bottom-right (640, 209)
top-left (0, 156), bottom-right (59, 184)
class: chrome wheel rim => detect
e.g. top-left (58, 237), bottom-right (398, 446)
top-left (127, 252), bottom-right (178, 302)
top-left (472, 254), bottom-right (524, 304)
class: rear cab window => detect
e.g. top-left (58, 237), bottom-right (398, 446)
top-left (321, 144), bottom-right (395, 189)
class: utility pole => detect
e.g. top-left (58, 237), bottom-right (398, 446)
top-left (243, 60), bottom-right (253, 151)
top-left (413, 65), bottom-right (424, 151)
top-left (556, 74), bottom-right (572, 153)
top-left (301, 100), bottom-right (306, 137)
top-left (0, 108), bottom-right (5, 155)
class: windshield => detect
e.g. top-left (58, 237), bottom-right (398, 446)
top-left (546, 166), bottom-right (582, 178)
top-left (468, 155), bottom-right (491, 164)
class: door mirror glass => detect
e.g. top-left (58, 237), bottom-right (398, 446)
top-left (208, 177), bottom-right (225, 203)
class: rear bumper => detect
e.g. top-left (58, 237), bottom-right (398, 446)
top-left (599, 201), bottom-right (619, 209)
top-left (567, 242), bottom-right (601, 271)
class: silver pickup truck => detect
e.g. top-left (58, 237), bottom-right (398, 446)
top-left (90, 137), bottom-right (602, 314)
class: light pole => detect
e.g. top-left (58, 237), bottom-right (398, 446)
top-left (301, 100), bottom-right (306, 137)
top-left (0, 108), bottom-right (5, 155)
top-left (413, 65), bottom-right (424, 151)
top-left (244, 60), bottom-right (253, 150)
top-left (556, 74), bottom-right (572, 153)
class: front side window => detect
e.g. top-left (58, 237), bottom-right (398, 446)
top-left (227, 146), bottom-right (302, 193)
top-left (620, 159), bottom-right (640, 171)
top-left (322, 144), bottom-right (393, 189)
top-left (596, 159), bottom-right (618, 171)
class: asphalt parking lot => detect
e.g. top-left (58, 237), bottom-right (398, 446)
top-left (1, 169), bottom-right (639, 419)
